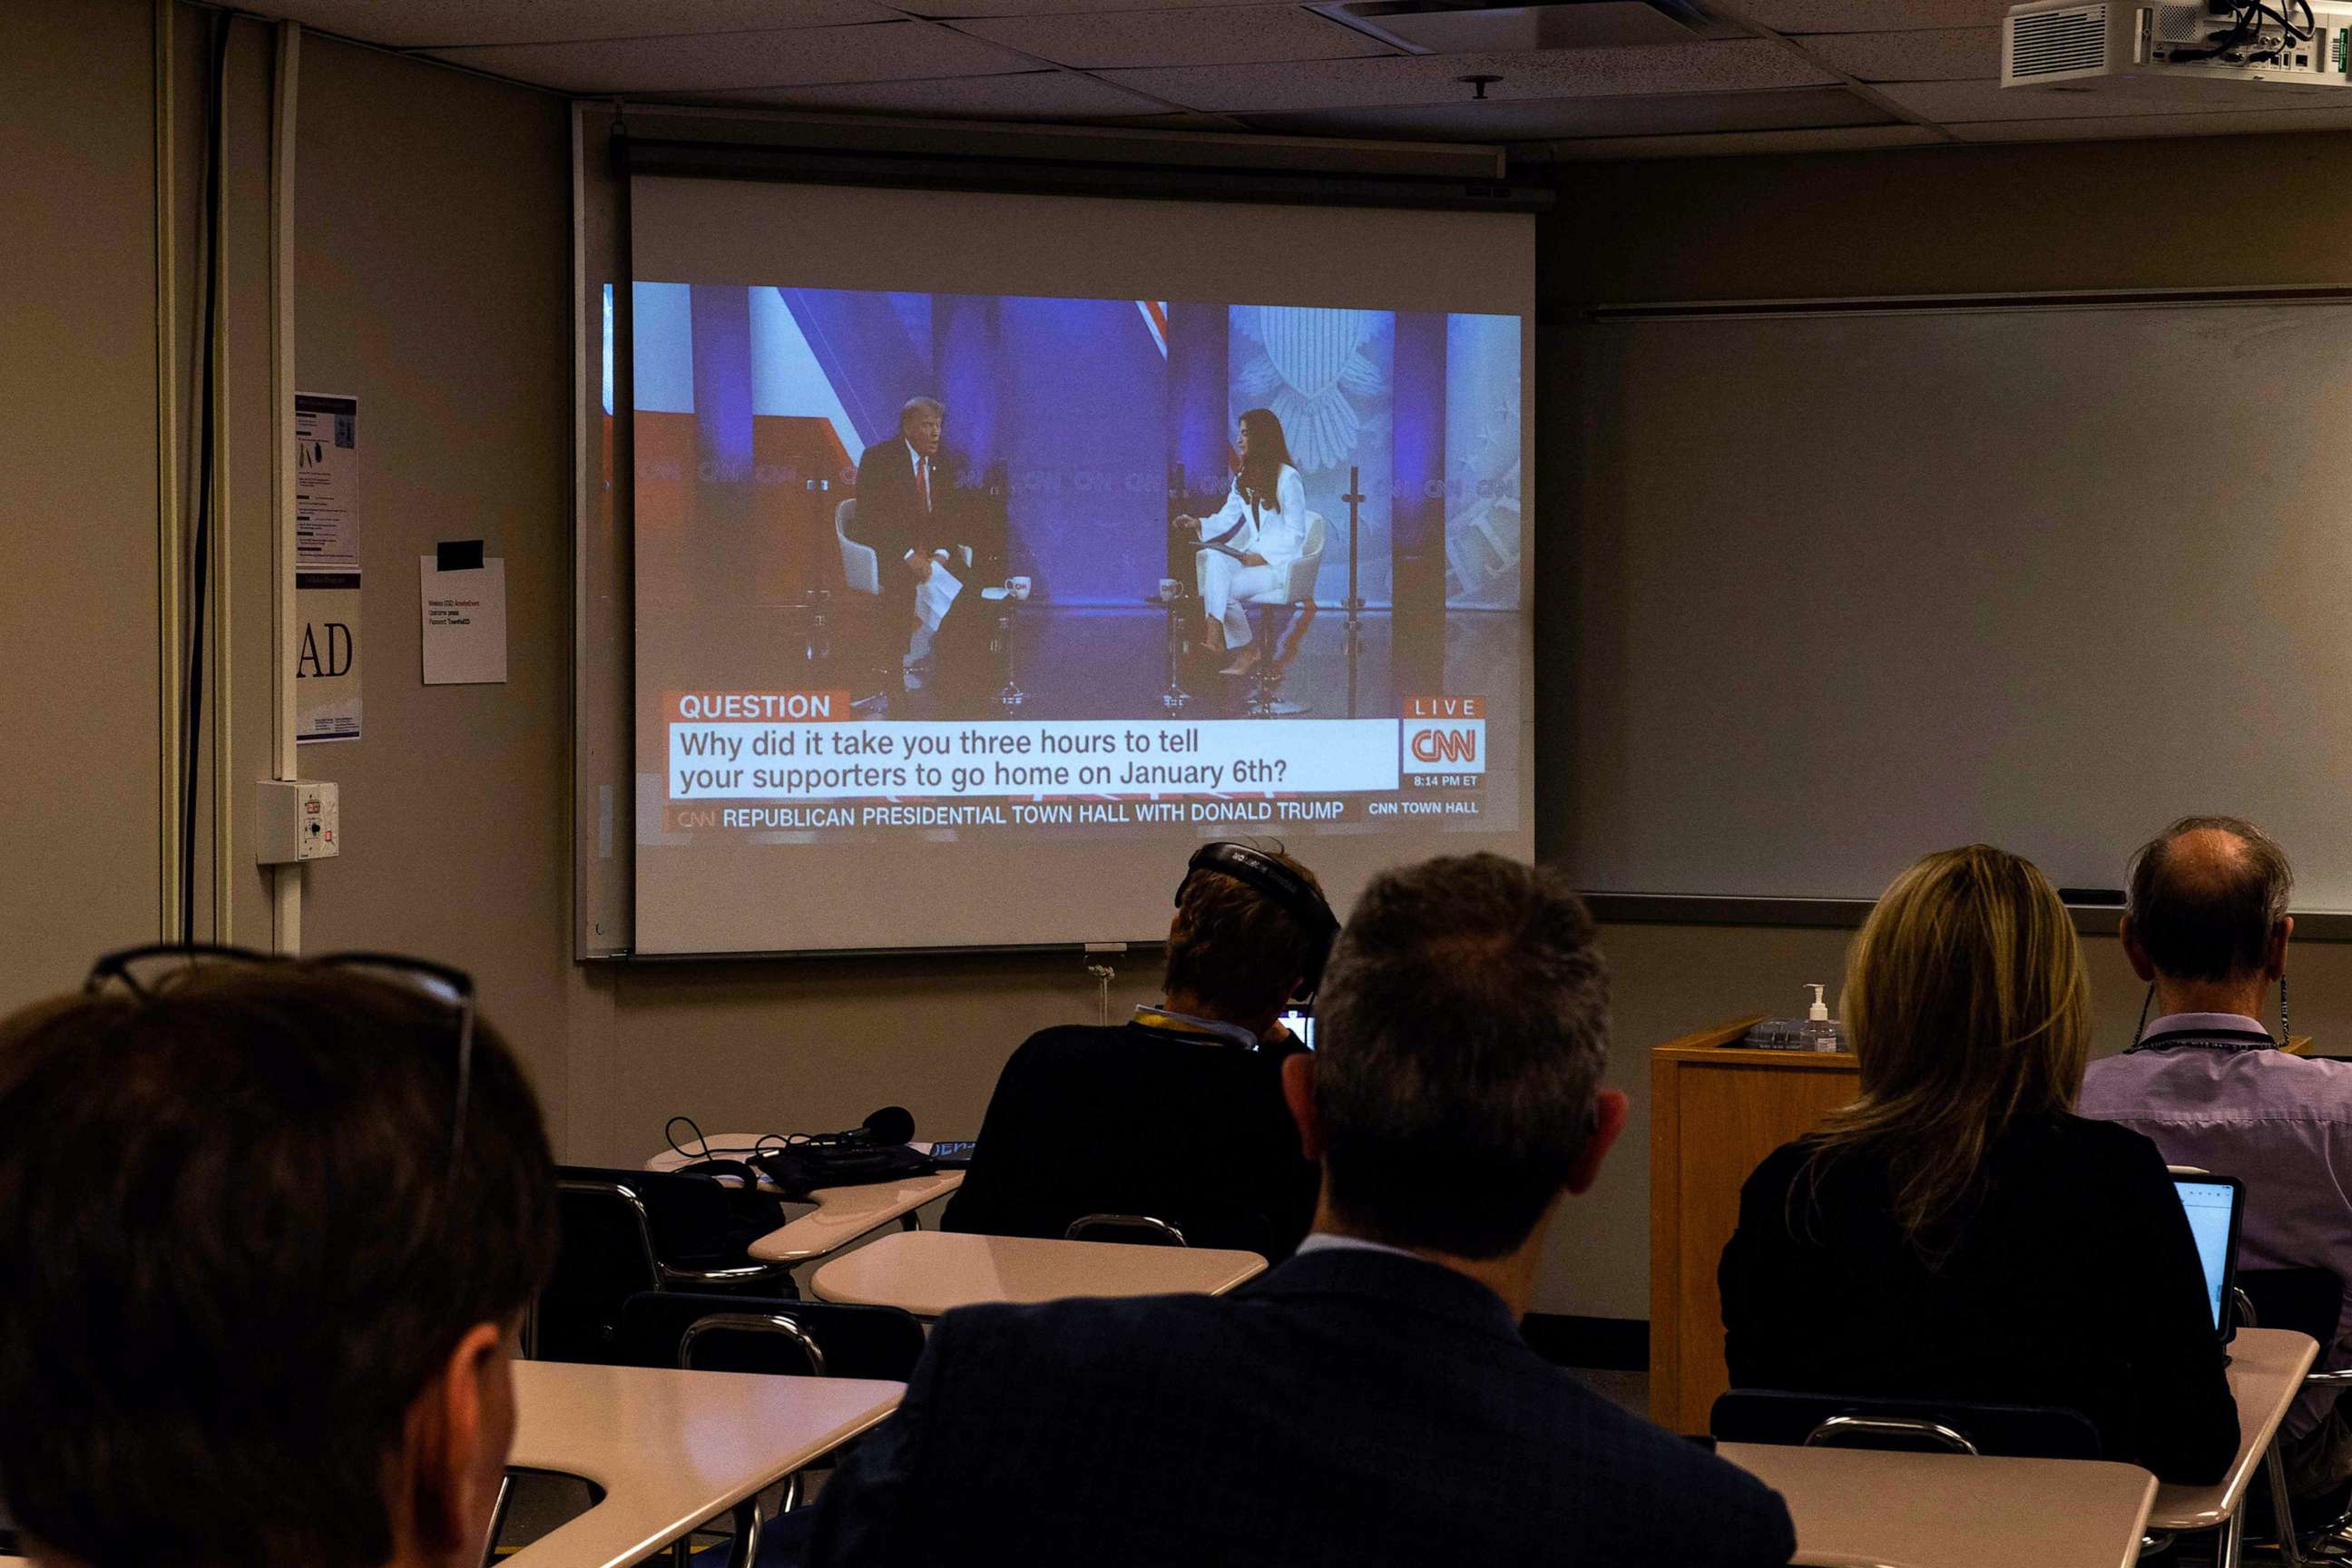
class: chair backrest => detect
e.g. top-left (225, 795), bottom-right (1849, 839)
top-left (616, 1291), bottom-right (926, 1382)
top-left (1064, 1213), bottom-right (1189, 1247)
top-left (836, 499), bottom-right (879, 596)
top-left (1281, 512), bottom-right (1327, 602)
top-left (540, 1179), bottom-right (665, 1363)
top-left (1711, 1389), bottom-right (2104, 1461)
top-left (2238, 1266), bottom-right (2343, 1344)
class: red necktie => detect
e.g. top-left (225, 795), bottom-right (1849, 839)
top-left (919, 458), bottom-right (932, 514)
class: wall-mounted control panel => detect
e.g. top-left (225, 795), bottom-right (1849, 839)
top-left (255, 779), bottom-right (340, 864)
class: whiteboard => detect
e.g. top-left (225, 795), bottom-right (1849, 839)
top-left (1564, 302), bottom-right (2352, 907)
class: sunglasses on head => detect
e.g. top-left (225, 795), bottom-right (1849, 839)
top-left (86, 942), bottom-right (478, 1183)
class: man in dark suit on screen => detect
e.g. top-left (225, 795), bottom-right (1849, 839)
top-left (806, 854), bottom-right (1797, 1568)
top-left (849, 396), bottom-right (982, 700)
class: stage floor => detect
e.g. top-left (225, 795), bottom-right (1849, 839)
top-left (892, 603), bottom-right (1510, 722)
top-left (636, 601), bottom-right (1517, 723)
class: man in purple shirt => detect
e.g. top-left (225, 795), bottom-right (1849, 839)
top-left (2078, 814), bottom-right (2352, 1502)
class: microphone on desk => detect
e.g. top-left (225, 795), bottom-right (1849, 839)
top-left (809, 1105), bottom-right (916, 1147)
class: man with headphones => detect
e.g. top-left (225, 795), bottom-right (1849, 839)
top-left (939, 842), bottom-right (1335, 1259)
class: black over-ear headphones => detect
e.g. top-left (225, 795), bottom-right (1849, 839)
top-left (1176, 842), bottom-right (1341, 1004)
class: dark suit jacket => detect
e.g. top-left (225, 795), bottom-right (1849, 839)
top-left (851, 436), bottom-right (957, 583)
top-left (804, 1247), bottom-right (1798, 1568)
top-left (939, 1022), bottom-right (1318, 1259)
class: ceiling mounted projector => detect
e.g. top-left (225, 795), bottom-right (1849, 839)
top-left (2004, 1), bottom-right (2352, 96)
top-left (1310, 0), bottom-right (1743, 54)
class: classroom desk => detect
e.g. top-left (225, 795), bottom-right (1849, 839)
top-left (2147, 1326), bottom-right (2318, 1562)
top-left (1720, 1443), bottom-right (2157, 1568)
top-left (504, 1360), bottom-right (901, 1568)
top-left (809, 1230), bottom-right (1266, 1317)
top-left (642, 1136), bottom-right (965, 1264)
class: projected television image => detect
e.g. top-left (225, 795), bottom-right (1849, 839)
top-left (624, 282), bottom-right (1524, 854)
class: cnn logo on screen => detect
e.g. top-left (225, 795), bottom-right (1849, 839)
top-left (1403, 696), bottom-right (1485, 777)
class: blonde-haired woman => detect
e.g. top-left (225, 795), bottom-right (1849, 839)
top-left (1719, 845), bottom-right (2239, 1484)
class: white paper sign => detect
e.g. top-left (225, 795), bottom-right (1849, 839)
top-left (419, 556), bottom-right (507, 685)
top-left (294, 393), bottom-right (360, 571)
top-left (295, 570), bottom-right (362, 741)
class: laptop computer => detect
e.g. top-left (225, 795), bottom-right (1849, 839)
top-left (2172, 1174), bottom-right (2246, 1339)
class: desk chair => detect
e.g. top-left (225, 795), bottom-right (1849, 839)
top-left (1711, 1389), bottom-right (2103, 1461)
top-left (1241, 512), bottom-right (1326, 718)
top-left (536, 1171), bottom-right (798, 1364)
top-left (623, 1291), bottom-right (924, 1568)
top-left (616, 1290), bottom-right (925, 1383)
top-left (2234, 1270), bottom-right (2352, 1564)
top-left (1064, 1213), bottom-right (1188, 1247)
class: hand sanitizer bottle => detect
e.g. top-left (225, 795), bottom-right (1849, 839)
top-left (1802, 984), bottom-right (1844, 1053)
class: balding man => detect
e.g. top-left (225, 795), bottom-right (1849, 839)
top-left (2080, 816), bottom-right (2352, 1510)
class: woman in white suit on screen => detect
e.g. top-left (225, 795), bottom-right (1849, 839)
top-left (1178, 407), bottom-right (1308, 678)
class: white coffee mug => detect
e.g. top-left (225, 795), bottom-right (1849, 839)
top-left (1158, 577), bottom-right (1181, 603)
top-left (1008, 575), bottom-right (1032, 600)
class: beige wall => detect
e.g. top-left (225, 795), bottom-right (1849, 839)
top-left (289, 34), bottom-right (575, 1143)
top-left (0, 0), bottom-right (161, 1000)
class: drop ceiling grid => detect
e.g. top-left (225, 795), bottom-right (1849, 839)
top-left (237, 0), bottom-right (2352, 156)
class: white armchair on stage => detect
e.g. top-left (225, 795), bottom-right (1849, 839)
top-left (1243, 511), bottom-right (1327, 719)
top-left (836, 499), bottom-right (880, 597)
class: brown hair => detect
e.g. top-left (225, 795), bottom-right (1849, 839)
top-left (1315, 854), bottom-right (1609, 1259)
top-left (1161, 845), bottom-right (1326, 1021)
top-left (1805, 845), bottom-right (2090, 1260)
top-left (0, 963), bottom-right (558, 1568)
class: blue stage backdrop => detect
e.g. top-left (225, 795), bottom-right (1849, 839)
top-left (650, 285), bottom-right (1512, 611)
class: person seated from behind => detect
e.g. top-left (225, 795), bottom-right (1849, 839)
top-left (0, 951), bottom-right (558, 1568)
top-left (941, 842), bottom-right (1327, 1258)
top-left (1720, 845), bottom-right (2238, 1484)
top-left (2079, 816), bottom-right (2352, 1501)
top-left (812, 853), bottom-right (1796, 1568)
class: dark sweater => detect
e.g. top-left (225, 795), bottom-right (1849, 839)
top-left (1720, 1112), bottom-right (2239, 1484)
top-left (941, 1021), bottom-right (1318, 1259)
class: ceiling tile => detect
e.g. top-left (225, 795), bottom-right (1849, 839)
top-left (250, 0), bottom-right (894, 49)
top-left (1731, 0), bottom-right (2009, 31)
top-left (951, 5), bottom-right (1391, 69)
top-left (1950, 103), bottom-right (2352, 140)
top-left (1880, 76), bottom-right (2352, 122)
top-left (1243, 84), bottom-right (1893, 140)
top-left (1102, 39), bottom-right (1837, 113)
top-left (426, 21), bottom-right (1038, 93)
top-left (1796, 26), bottom-right (1995, 81)
top-left (907, 0), bottom-right (1304, 14)
top-left (693, 69), bottom-right (1175, 116)
top-left (1552, 123), bottom-right (1949, 156)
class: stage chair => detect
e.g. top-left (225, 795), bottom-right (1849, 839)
top-left (835, 499), bottom-right (878, 596)
top-left (1243, 512), bottom-right (1327, 718)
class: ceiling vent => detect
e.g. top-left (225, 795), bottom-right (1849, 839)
top-left (2005, 3), bottom-right (2109, 80)
top-left (1308, 0), bottom-right (1743, 54)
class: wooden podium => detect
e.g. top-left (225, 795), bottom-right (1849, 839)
top-left (1650, 1017), bottom-right (1859, 1436)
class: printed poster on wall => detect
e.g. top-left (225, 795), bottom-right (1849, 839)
top-left (294, 392), bottom-right (360, 571)
top-left (295, 573), bottom-right (362, 741)
top-left (295, 391), bottom-right (362, 741)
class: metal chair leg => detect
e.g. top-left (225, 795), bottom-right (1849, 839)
top-left (2268, 1439), bottom-right (2308, 1566)
top-left (723, 1498), bottom-right (762, 1568)
top-left (481, 1473), bottom-right (515, 1568)
top-left (2219, 1508), bottom-right (2245, 1568)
